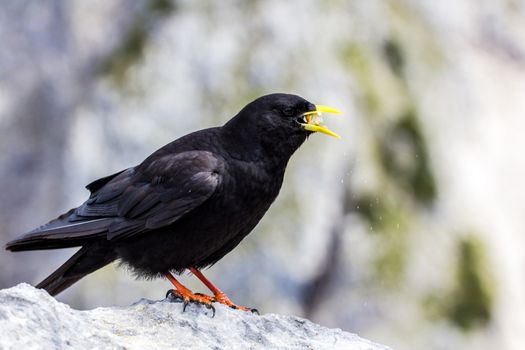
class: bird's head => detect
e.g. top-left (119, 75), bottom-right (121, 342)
top-left (223, 93), bottom-right (342, 161)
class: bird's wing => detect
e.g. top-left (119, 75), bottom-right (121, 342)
top-left (6, 151), bottom-right (222, 250)
top-left (78, 150), bottom-right (222, 241)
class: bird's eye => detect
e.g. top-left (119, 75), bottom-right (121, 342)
top-left (283, 107), bottom-right (294, 116)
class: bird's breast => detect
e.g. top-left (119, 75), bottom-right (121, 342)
top-left (215, 161), bottom-right (284, 233)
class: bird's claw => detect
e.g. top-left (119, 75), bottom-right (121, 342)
top-left (165, 289), bottom-right (216, 317)
top-left (166, 289), bottom-right (184, 301)
top-left (228, 304), bottom-right (259, 314)
top-left (205, 303), bottom-right (216, 317)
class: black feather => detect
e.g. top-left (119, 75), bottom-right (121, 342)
top-left (36, 243), bottom-right (117, 296)
top-left (85, 169), bottom-right (128, 193)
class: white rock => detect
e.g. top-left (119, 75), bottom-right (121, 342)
top-left (0, 283), bottom-right (390, 350)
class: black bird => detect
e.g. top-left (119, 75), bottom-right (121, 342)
top-left (5, 93), bottom-right (341, 312)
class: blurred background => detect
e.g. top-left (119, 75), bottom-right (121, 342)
top-left (1, 1), bottom-right (525, 349)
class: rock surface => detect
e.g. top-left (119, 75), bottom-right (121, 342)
top-left (0, 284), bottom-right (389, 350)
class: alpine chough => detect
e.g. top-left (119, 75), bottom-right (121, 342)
top-left (5, 93), bottom-right (342, 312)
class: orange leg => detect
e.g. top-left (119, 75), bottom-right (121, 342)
top-left (189, 267), bottom-right (258, 313)
top-left (165, 272), bottom-right (216, 314)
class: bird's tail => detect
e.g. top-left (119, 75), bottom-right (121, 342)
top-left (5, 208), bottom-right (112, 252)
top-left (36, 242), bottom-right (117, 296)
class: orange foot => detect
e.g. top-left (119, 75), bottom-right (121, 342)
top-left (166, 289), bottom-right (216, 316)
top-left (189, 268), bottom-right (259, 314)
top-left (166, 289), bottom-right (258, 315)
top-left (165, 273), bottom-right (216, 316)
top-left (165, 271), bottom-right (259, 316)
top-left (213, 290), bottom-right (259, 314)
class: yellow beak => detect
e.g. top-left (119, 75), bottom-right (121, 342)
top-left (300, 104), bottom-right (342, 139)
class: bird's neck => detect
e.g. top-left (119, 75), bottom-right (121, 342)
top-left (221, 118), bottom-right (304, 170)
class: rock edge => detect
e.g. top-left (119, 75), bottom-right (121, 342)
top-left (0, 283), bottom-right (390, 350)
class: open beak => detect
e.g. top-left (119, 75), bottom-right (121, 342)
top-left (299, 105), bottom-right (342, 139)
